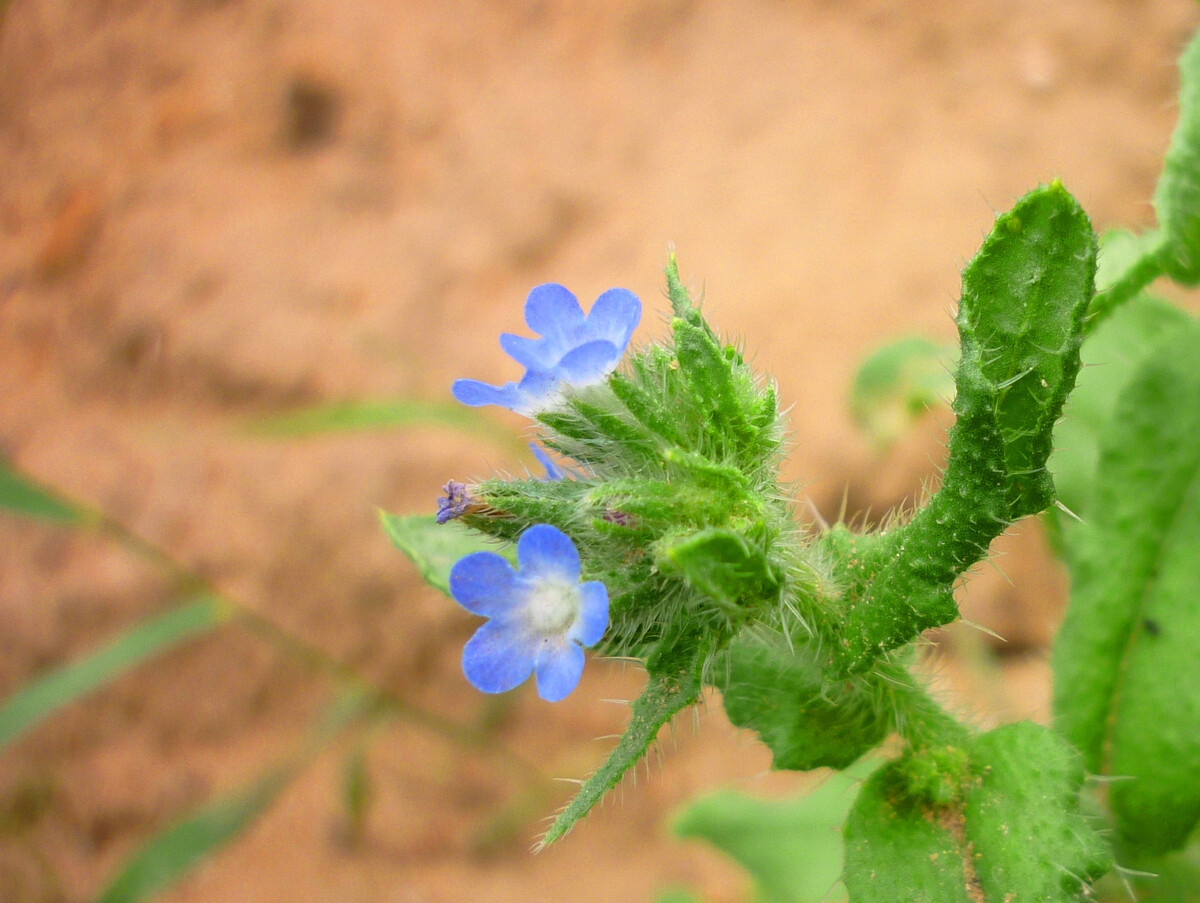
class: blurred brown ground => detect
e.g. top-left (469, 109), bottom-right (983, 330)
top-left (0, 1), bottom-right (1196, 900)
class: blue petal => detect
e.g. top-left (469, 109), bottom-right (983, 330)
top-left (500, 332), bottom-right (561, 371)
top-left (451, 378), bottom-right (522, 409)
top-left (517, 524), bottom-right (581, 581)
top-left (586, 288), bottom-right (641, 349)
top-left (529, 443), bottom-right (565, 481)
top-left (449, 552), bottom-right (518, 617)
top-left (534, 639), bottom-right (586, 702)
top-left (553, 339), bottom-right (620, 386)
top-left (570, 581), bottom-right (609, 647)
top-left (525, 283), bottom-right (585, 341)
top-left (511, 370), bottom-right (562, 414)
top-left (462, 619), bottom-right (537, 694)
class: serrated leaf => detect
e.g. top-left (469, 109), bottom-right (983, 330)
top-left (1053, 321), bottom-right (1200, 856)
top-left (1049, 294), bottom-right (1190, 522)
top-left (844, 723), bottom-right (1109, 903)
top-left (834, 183), bottom-right (1095, 674)
top-left (720, 635), bottom-right (889, 771)
top-left (1155, 29), bottom-right (1200, 285)
top-left (0, 460), bottom-right (88, 524)
top-left (380, 513), bottom-right (515, 596)
top-left (95, 689), bottom-right (370, 903)
top-left (849, 337), bottom-right (956, 447)
top-left (673, 758), bottom-right (879, 903)
top-left (538, 641), bottom-right (708, 848)
top-left (0, 595), bottom-right (229, 749)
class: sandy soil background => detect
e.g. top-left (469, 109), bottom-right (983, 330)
top-left (1, 1), bottom-right (1198, 900)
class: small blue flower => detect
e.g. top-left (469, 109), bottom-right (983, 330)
top-left (452, 283), bottom-right (641, 415)
top-left (450, 524), bottom-right (608, 702)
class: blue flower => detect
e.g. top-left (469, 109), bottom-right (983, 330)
top-left (450, 524), bottom-right (608, 702)
top-left (452, 283), bottom-right (641, 415)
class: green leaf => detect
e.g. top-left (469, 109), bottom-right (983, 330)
top-left (0, 460), bottom-right (88, 524)
top-left (1085, 228), bottom-right (1169, 332)
top-left (1049, 294), bottom-right (1190, 522)
top-left (719, 635), bottom-right (889, 771)
top-left (1155, 29), bottom-right (1200, 285)
top-left (961, 723), bottom-right (1110, 900)
top-left (673, 758), bottom-right (879, 903)
top-left (843, 723), bottom-right (1110, 903)
top-left (849, 337), bottom-right (956, 447)
top-left (380, 513), bottom-right (515, 596)
top-left (659, 528), bottom-right (779, 615)
top-left (95, 689), bottom-right (370, 903)
top-left (0, 596), bottom-right (229, 749)
top-left (832, 183), bottom-right (1096, 674)
top-left (245, 399), bottom-right (494, 439)
top-left (96, 769), bottom-right (290, 903)
top-left (1053, 322), bottom-right (1200, 856)
top-left (538, 640), bottom-right (708, 848)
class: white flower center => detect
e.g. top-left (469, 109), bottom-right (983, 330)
top-left (524, 578), bottom-right (580, 637)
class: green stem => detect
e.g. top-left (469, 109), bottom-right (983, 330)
top-left (1085, 242), bottom-right (1168, 335)
top-left (877, 662), bottom-right (971, 750)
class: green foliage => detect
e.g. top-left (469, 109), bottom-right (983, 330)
top-left (849, 336), bottom-right (956, 447)
top-left (844, 723), bottom-right (1110, 903)
top-left (246, 398), bottom-right (501, 441)
top-left (1053, 322), bottom-right (1200, 857)
top-left (673, 759), bottom-right (880, 903)
top-left (95, 689), bottom-right (371, 903)
top-left (0, 596), bottom-right (228, 749)
top-left (719, 633), bottom-right (889, 771)
top-left (1048, 291), bottom-right (1190, 523)
top-left (537, 639), bottom-right (709, 848)
top-left (828, 183), bottom-right (1095, 674)
top-left (380, 513), bottom-right (515, 596)
top-left (1155, 29), bottom-right (1200, 286)
top-left (0, 459), bottom-right (89, 524)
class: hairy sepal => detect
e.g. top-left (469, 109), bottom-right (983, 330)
top-left (843, 722), bottom-right (1111, 903)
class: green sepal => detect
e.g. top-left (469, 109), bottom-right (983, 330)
top-left (831, 183), bottom-right (1095, 674)
top-left (1053, 321), bottom-right (1200, 856)
top-left (537, 635), bottom-right (710, 848)
top-left (719, 632), bottom-right (890, 771)
top-left (657, 527), bottom-right (780, 616)
top-left (461, 477), bottom-right (593, 544)
top-left (843, 722), bottom-right (1110, 903)
top-left (673, 316), bottom-right (750, 448)
top-left (609, 371), bottom-right (690, 447)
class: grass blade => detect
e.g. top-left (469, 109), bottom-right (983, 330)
top-left (0, 595), bottom-right (229, 749)
top-left (95, 689), bottom-right (371, 903)
top-left (0, 460), bottom-right (89, 524)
